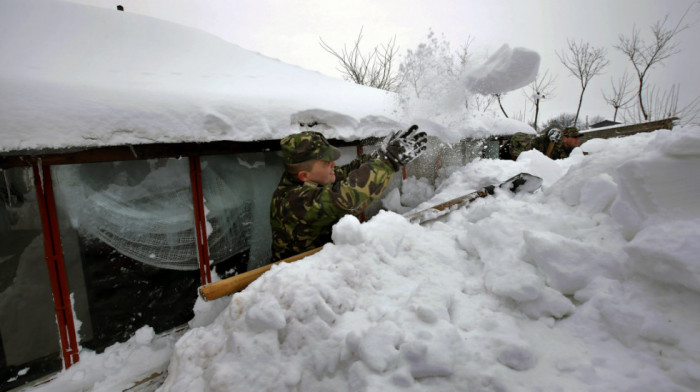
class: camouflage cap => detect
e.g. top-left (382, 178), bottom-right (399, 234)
top-left (562, 127), bottom-right (580, 137)
top-left (280, 131), bottom-right (342, 164)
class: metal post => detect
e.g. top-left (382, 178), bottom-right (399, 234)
top-left (32, 162), bottom-right (80, 368)
top-left (188, 156), bottom-right (212, 285)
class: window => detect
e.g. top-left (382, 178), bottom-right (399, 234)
top-left (51, 159), bottom-right (200, 353)
top-left (0, 167), bottom-right (62, 391)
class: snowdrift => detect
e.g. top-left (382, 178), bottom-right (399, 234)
top-left (151, 126), bottom-right (700, 392)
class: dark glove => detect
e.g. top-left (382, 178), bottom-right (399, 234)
top-left (381, 125), bottom-right (428, 171)
top-left (547, 128), bottom-right (562, 143)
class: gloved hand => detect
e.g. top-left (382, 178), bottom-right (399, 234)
top-left (547, 128), bottom-right (562, 143)
top-left (381, 125), bottom-right (428, 171)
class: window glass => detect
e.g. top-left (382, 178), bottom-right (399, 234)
top-left (201, 151), bottom-right (284, 272)
top-left (0, 167), bottom-right (62, 391)
top-left (51, 159), bottom-right (200, 353)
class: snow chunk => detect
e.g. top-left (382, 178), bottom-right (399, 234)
top-left (515, 148), bottom-right (564, 187)
top-left (346, 321), bottom-right (403, 372)
top-left (654, 125), bottom-right (700, 157)
top-left (400, 328), bottom-right (457, 379)
top-left (566, 173), bottom-right (618, 213)
top-left (463, 44), bottom-right (540, 95)
top-left (523, 230), bottom-right (624, 295)
top-left (610, 126), bottom-right (700, 238)
top-left (626, 219), bottom-right (700, 293)
top-left (497, 343), bottom-right (538, 371)
top-left (332, 215), bottom-right (366, 246)
top-left (245, 294), bottom-right (287, 331)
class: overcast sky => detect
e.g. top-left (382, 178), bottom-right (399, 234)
top-left (69, 0), bottom-right (698, 126)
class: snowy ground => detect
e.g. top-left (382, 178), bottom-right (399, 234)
top-left (25, 125), bottom-right (700, 392)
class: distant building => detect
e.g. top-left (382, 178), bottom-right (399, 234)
top-left (590, 120), bottom-right (621, 129)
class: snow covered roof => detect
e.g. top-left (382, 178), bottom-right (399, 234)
top-left (0, 0), bottom-right (401, 153)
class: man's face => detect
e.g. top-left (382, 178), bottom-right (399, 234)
top-left (563, 135), bottom-right (581, 149)
top-left (305, 159), bottom-right (337, 185)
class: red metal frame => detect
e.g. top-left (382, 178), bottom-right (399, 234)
top-left (189, 156), bottom-right (212, 285)
top-left (32, 162), bottom-right (80, 369)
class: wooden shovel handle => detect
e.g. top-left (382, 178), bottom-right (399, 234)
top-left (405, 188), bottom-right (491, 223)
top-left (198, 247), bottom-right (322, 301)
top-left (545, 141), bottom-right (555, 157)
top-left (199, 190), bottom-right (490, 301)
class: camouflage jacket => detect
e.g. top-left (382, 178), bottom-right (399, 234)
top-left (270, 154), bottom-right (395, 260)
top-left (509, 132), bottom-right (572, 160)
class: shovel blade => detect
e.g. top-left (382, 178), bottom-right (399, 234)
top-left (498, 173), bottom-right (543, 194)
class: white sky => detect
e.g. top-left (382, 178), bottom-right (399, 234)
top-left (69, 0), bottom-right (699, 125)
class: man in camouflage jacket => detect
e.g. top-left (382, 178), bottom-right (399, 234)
top-left (508, 127), bottom-right (582, 160)
top-left (270, 126), bottom-right (427, 260)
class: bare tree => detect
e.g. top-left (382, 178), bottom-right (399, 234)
top-left (320, 27), bottom-right (400, 91)
top-left (455, 39), bottom-right (473, 67)
top-left (557, 39), bottom-right (610, 126)
top-left (525, 70), bottom-right (556, 131)
top-left (494, 93), bottom-right (508, 118)
top-left (621, 84), bottom-right (700, 126)
top-left (602, 71), bottom-right (635, 122)
top-left (511, 103), bottom-right (530, 124)
top-left (614, 6), bottom-right (693, 120)
top-left (398, 30), bottom-right (473, 100)
top-left (467, 94), bottom-right (496, 112)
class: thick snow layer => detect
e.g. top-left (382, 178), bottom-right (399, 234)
top-left (0, 0), bottom-right (399, 151)
top-left (0, 0), bottom-right (536, 154)
top-left (28, 126), bottom-right (700, 392)
top-left (155, 126), bottom-right (699, 392)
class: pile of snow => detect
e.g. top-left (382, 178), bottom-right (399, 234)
top-left (157, 126), bottom-right (700, 392)
top-left (31, 126), bottom-right (699, 392)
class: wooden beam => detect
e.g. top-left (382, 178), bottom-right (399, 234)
top-left (580, 117), bottom-right (678, 143)
top-left (1, 138), bottom-right (368, 169)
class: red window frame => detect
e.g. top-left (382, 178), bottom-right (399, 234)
top-left (189, 156), bottom-right (212, 285)
top-left (29, 156), bottom-right (215, 368)
top-left (32, 162), bottom-right (80, 369)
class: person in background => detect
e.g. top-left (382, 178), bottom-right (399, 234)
top-left (508, 127), bottom-right (582, 160)
top-left (270, 125), bottom-right (427, 260)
